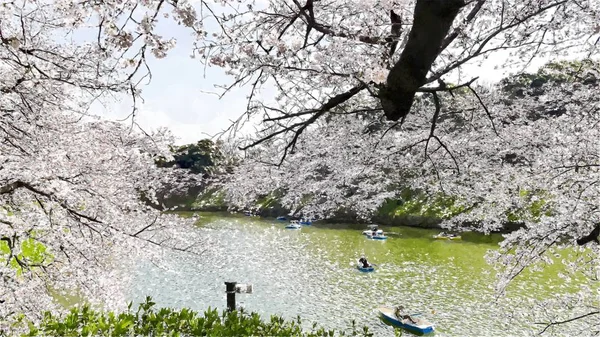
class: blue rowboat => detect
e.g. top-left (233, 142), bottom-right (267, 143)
top-left (299, 219), bottom-right (312, 225)
top-left (363, 229), bottom-right (384, 236)
top-left (378, 306), bottom-right (434, 335)
top-left (285, 221), bottom-right (301, 229)
top-left (276, 216), bottom-right (287, 221)
top-left (357, 265), bottom-right (374, 272)
top-left (367, 234), bottom-right (388, 240)
top-left (362, 224), bottom-right (380, 235)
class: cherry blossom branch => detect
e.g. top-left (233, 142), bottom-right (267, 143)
top-left (424, 92), bottom-right (442, 156)
top-left (242, 83), bottom-right (367, 163)
top-left (535, 311), bottom-right (600, 335)
top-left (416, 76), bottom-right (479, 93)
top-left (427, 0), bottom-right (569, 84)
top-left (467, 85), bottom-right (499, 136)
top-left (132, 215), bottom-right (160, 237)
top-left (1, 180), bottom-right (204, 255)
top-left (285, 0), bottom-right (399, 46)
top-left (423, 92), bottom-right (460, 174)
top-left (439, 0), bottom-right (487, 52)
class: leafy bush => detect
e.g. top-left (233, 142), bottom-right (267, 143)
top-left (21, 297), bottom-right (374, 337)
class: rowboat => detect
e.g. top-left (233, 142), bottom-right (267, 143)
top-left (362, 224), bottom-right (379, 235)
top-left (363, 229), bottom-right (384, 236)
top-left (367, 233), bottom-right (388, 240)
top-left (433, 232), bottom-right (462, 240)
top-left (378, 306), bottom-right (434, 335)
top-left (276, 216), bottom-right (287, 221)
top-left (357, 265), bottom-right (375, 272)
top-left (285, 221), bottom-right (301, 229)
top-left (299, 219), bottom-right (312, 225)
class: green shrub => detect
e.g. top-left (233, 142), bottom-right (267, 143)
top-left (21, 297), bottom-right (373, 337)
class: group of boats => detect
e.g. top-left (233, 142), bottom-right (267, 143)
top-left (355, 225), bottom-right (460, 335)
top-left (358, 255), bottom-right (435, 334)
top-left (269, 216), bottom-right (443, 334)
top-left (356, 225), bottom-right (386, 272)
top-left (356, 254), bottom-right (435, 334)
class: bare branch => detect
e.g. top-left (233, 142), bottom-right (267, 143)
top-left (241, 83), bottom-right (367, 155)
top-left (467, 85), bottom-right (499, 136)
top-left (536, 311), bottom-right (600, 335)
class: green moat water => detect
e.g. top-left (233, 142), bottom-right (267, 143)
top-left (129, 212), bottom-right (591, 336)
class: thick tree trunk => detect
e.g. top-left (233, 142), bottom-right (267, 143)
top-left (381, 0), bottom-right (465, 121)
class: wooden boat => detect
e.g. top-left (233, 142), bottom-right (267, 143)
top-left (433, 232), bottom-right (462, 240)
top-left (378, 306), bottom-right (434, 335)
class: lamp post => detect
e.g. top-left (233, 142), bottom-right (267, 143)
top-left (224, 281), bottom-right (253, 311)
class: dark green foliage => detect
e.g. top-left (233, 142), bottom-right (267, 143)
top-left (22, 297), bottom-right (373, 337)
top-left (500, 59), bottom-right (598, 97)
top-left (157, 139), bottom-right (223, 175)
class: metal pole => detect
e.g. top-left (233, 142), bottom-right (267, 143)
top-left (225, 281), bottom-right (237, 312)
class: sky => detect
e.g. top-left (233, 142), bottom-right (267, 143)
top-left (96, 5), bottom-right (549, 146)
top-left (97, 17), bottom-right (256, 145)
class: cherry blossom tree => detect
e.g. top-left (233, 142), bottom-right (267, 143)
top-left (0, 0), bottom-right (209, 329)
top-left (198, 0), bottom-right (600, 152)
top-left (223, 60), bottom-right (600, 334)
top-left (195, 2), bottom-right (600, 332)
top-left (1, 0), bottom-right (599, 334)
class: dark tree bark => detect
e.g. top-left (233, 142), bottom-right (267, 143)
top-left (381, 0), bottom-right (465, 121)
top-left (388, 10), bottom-right (403, 58)
top-left (577, 224), bottom-right (600, 246)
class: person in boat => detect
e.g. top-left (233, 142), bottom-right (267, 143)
top-left (403, 315), bottom-right (417, 324)
top-left (358, 257), bottom-right (370, 268)
top-left (395, 306), bottom-right (417, 324)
